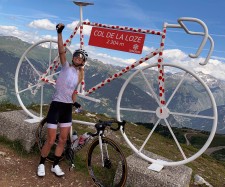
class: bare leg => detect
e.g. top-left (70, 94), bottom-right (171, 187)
top-left (55, 126), bottom-right (71, 156)
top-left (41, 128), bottom-right (57, 157)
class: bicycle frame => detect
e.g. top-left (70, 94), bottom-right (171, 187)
top-left (39, 17), bottom-right (213, 109)
top-left (69, 126), bottom-right (112, 167)
top-left (98, 132), bottom-right (107, 167)
top-left (39, 22), bottom-right (168, 107)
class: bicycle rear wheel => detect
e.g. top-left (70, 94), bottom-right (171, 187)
top-left (87, 137), bottom-right (127, 187)
top-left (36, 117), bottom-right (64, 162)
top-left (15, 39), bottom-right (73, 120)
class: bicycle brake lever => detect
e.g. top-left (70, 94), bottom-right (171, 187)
top-left (110, 120), bottom-right (126, 132)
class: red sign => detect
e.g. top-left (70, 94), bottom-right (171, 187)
top-left (88, 27), bottom-right (145, 54)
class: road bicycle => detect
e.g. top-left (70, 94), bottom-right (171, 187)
top-left (36, 117), bottom-right (127, 187)
top-left (15, 1), bottom-right (217, 168)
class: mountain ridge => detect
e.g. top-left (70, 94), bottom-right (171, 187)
top-left (0, 35), bottom-right (225, 134)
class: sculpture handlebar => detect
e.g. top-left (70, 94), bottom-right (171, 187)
top-left (177, 17), bottom-right (214, 65)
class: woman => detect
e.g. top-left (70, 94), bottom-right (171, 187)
top-left (37, 23), bottom-right (88, 177)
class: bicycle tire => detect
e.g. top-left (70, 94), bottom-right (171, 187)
top-left (117, 63), bottom-right (217, 166)
top-left (87, 137), bottom-right (127, 187)
top-left (36, 117), bottom-right (64, 162)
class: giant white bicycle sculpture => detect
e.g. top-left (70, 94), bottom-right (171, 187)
top-left (15, 1), bottom-right (217, 167)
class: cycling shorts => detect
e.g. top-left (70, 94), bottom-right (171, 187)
top-left (46, 101), bottom-right (72, 129)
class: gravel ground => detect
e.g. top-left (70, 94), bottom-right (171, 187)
top-left (0, 143), bottom-right (96, 187)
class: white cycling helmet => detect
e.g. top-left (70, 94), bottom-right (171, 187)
top-left (73, 49), bottom-right (88, 63)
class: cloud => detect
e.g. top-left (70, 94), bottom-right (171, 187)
top-left (0, 25), bottom-right (17, 32)
top-left (92, 51), bottom-right (136, 65)
top-left (0, 25), bottom-right (56, 44)
top-left (0, 25), bottom-right (30, 41)
top-left (28, 19), bottom-right (56, 30)
top-left (163, 49), bottom-right (225, 80)
top-left (194, 58), bottom-right (225, 80)
top-left (66, 19), bottom-right (92, 35)
top-left (143, 46), bottom-right (155, 53)
top-left (163, 49), bottom-right (188, 61)
top-left (86, 48), bottom-right (149, 68)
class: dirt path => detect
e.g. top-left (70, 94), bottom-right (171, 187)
top-left (0, 143), bottom-right (95, 187)
top-left (184, 133), bottom-right (225, 156)
top-left (184, 133), bottom-right (190, 146)
top-left (204, 146), bottom-right (225, 155)
top-left (184, 133), bottom-right (197, 146)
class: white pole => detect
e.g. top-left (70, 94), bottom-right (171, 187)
top-left (80, 6), bottom-right (83, 22)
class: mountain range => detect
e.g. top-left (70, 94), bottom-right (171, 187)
top-left (0, 35), bottom-right (225, 134)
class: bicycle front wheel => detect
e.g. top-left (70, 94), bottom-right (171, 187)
top-left (117, 63), bottom-right (217, 166)
top-left (87, 137), bottom-right (127, 187)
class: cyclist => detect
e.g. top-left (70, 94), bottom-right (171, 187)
top-left (37, 23), bottom-right (88, 177)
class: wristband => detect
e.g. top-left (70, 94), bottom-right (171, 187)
top-left (73, 102), bottom-right (81, 108)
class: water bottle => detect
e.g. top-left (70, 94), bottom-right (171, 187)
top-left (75, 108), bottom-right (81, 113)
top-left (78, 132), bottom-right (90, 145)
top-left (71, 131), bottom-right (79, 149)
top-left (72, 131), bottom-right (78, 142)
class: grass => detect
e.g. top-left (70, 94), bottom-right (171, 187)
top-left (0, 104), bottom-right (225, 186)
top-left (211, 149), bottom-right (225, 161)
top-left (0, 100), bottom-right (21, 112)
top-left (110, 121), bottom-right (225, 186)
top-left (189, 134), bottom-right (225, 148)
top-left (0, 135), bottom-right (39, 157)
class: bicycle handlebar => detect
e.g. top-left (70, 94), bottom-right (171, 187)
top-left (87, 120), bottom-right (126, 137)
top-left (178, 17), bottom-right (208, 58)
top-left (177, 17), bottom-right (214, 65)
top-left (199, 34), bottom-right (214, 65)
top-left (166, 17), bottom-right (214, 65)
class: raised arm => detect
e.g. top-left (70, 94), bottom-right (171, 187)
top-left (56, 23), bottom-right (66, 65)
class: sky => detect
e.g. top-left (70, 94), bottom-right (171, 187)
top-left (1, 0), bottom-right (225, 80)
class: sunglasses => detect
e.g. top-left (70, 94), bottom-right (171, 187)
top-left (73, 53), bottom-right (85, 61)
